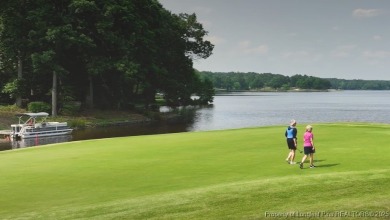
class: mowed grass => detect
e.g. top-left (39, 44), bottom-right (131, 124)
top-left (0, 123), bottom-right (389, 219)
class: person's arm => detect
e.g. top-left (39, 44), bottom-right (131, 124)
top-left (293, 128), bottom-right (297, 146)
top-left (311, 134), bottom-right (314, 148)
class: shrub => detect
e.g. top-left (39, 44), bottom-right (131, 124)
top-left (0, 104), bottom-right (21, 113)
top-left (60, 101), bottom-right (81, 115)
top-left (68, 119), bottom-right (86, 128)
top-left (28, 102), bottom-right (51, 113)
top-left (144, 111), bottom-right (161, 121)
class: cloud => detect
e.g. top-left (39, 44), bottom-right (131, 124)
top-left (237, 41), bottom-right (268, 55)
top-left (199, 19), bottom-right (212, 29)
top-left (331, 45), bottom-right (357, 58)
top-left (362, 50), bottom-right (390, 59)
top-left (281, 50), bottom-right (322, 62)
top-left (372, 35), bottom-right (382, 41)
top-left (205, 35), bottom-right (226, 45)
top-left (332, 26), bottom-right (341, 31)
top-left (287, 32), bottom-right (298, 37)
top-left (282, 51), bottom-right (310, 58)
top-left (352, 9), bottom-right (382, 18)
top-left (193, 6), bottom-right (213, 14)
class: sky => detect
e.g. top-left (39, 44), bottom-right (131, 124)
top-left (158, 0), bottom-right (390, 80)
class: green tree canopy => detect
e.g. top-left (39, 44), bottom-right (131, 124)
top-left (0, 0), bottom-right (214, 111)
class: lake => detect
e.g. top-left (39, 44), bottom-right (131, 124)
top-left (188, 90), bottom-right (390, 130)
top-left (1, 90), bottom-right (389, 151)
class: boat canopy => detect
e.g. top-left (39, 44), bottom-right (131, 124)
top-left (15, 112), bottom-right (49, 117)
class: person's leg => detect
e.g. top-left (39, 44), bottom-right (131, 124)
top-left (286, 150), bottom-right (290, 160)
top-left (286, 140), bottom-right (293, 162)
top-left (291, 149), bottom-right (296, 164)
top-left (300, 154), bottom-right (307, 168)
top-left (312, 152), bottom-right (315, 165)
top-left (301, 155), bottom-right (307, 163)
top-left (310, 152), bottom-right (316, 168)
top-left (286, 150), bottom-right (291, 162)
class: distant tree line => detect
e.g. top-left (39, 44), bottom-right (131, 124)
top-left (326, 78), bottom-right (390, 90)
top-left (0, 0), bottom-right (214, 115)
top-left (199, 72), bottom-right (332, 91)
top-left (199, 71), bottom-right (390, 91)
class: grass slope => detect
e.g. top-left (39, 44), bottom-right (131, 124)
top-left (0, 123), bottom-right (389, 219)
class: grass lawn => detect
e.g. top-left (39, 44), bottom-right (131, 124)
top-left (0, 123), bottom-right (389, 219)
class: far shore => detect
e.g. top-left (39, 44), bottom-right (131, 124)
top-left (0, 107), bottom-right (193, 131)
top-left (215, 88), bottom-right (339, 93)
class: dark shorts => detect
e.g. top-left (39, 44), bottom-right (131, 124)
top-left (287, 139), bottom-right (296, 150)
top-left (304, 146), bottom-right (315, 155)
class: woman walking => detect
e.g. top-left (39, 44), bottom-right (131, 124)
top-left (299, 125), bottom-right (315, 169)
top-left (285, 119), bottom-right (297, 164)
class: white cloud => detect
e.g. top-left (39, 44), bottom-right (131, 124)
top-left (281, 50), bottom-right (322, 62)
top-left (199, 19), bottom-right (212, 29)
top-left (238, 41), bottom-right (250, 48)
top-left (362, 50), bottom-right (390, 59)
top-left (237, 41), bottom-right (268, 55)
top-left (366, 60), bottom-right (381, 65)
top-left (282, 51), bottom-right (309, 58)
top-left (332, 26), bottom-right (341, 31)
top-left (331, 45), bottom-right (357, 58)
top-left (248, 45), bottom-right (269, 54)
top-left (372, 35), bottom-right (382, 41)
top-left (193, 6), bottom-right (213, 14)
top-left (288, 32), bottom-right (298, 37)
top-left (352, 9), bottom-right (382, 18)
top-left (205, 35), bottom-right (226, 45)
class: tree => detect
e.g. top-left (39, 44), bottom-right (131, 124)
top-left (267, 74), bottom-right (289, 89)
top-left (1, 0), bottom-right (215, 111)
top-left (150, 10), bottom-right (214, 106)
top-left (0, 0), bottom-right (34, 107)
top-left (200, 72), bottom-right (333, 91)
top-left (195, 76), bottom-right (214, 105)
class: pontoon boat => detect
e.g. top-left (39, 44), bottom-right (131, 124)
top-left (10, 112), bottom-right (73, 139)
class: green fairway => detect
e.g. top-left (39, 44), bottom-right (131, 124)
top-left (0, 123), bottom-right (389, 219)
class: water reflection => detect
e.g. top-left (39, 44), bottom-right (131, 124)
top-left (1, 91), bottom-right (390, 151)
top-left (72, 122), bottom-right (190, 141)
top-left (10, 135), bottom-right (72, 149)
top-left (0, 108), bottom-right (197, 151)
top-left (0, 122), bottom-right (190, 151)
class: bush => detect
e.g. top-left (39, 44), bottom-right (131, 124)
top-left (143, 111), bottom-right (161, 121)
top-left (60, 101), bottom-right (81, 115)
top-left (28, 102), bottom-right (51, 113)
top-left (68, 119), bottom-right (87, 128)
top-left (0, 104), bottom-right (21, 113)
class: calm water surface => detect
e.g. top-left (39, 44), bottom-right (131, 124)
top-left (1, 90), bottom-right (389, 150)
top-left (189, 90), bottom-right (390, 131)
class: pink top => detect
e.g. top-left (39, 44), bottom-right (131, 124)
top-left (303, 131), bottom-right (313, 147)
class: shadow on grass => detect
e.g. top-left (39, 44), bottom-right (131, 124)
top-left (314, 159), bottom-right (340, 168)
top-left (300, 159), bottom-right (340, 168)
top-left (300, 163), bottom-right (340, 169)
top-left (315, 163), bottom-right (340, 168)
top-left (302, 159), bottom-right (326, 163)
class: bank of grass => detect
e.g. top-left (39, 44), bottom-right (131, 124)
top-left (0, 106), bottom-right (150, 129)
top-left (0, 123), bottom-right (389, 219)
